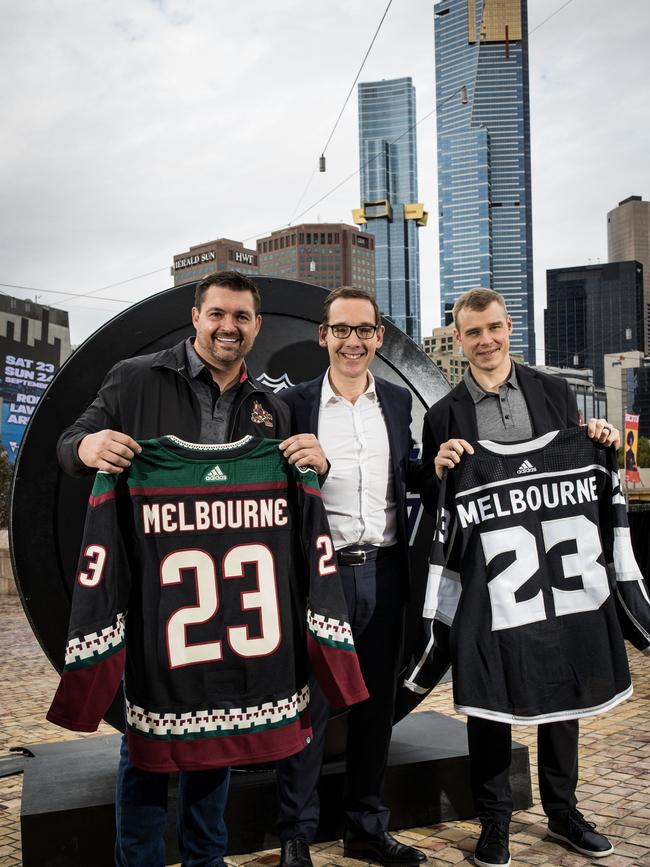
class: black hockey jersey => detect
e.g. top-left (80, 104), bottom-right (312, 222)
top-left (48, 436), bottom-right (368, 771)
top-left (406, 427), bottom-right (650, 724)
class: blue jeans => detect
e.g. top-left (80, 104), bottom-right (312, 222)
top-left (115, 734), bottom-right (230, 867)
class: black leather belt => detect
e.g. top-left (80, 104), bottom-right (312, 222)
top-left (336, 544), bottom-right (395, 566)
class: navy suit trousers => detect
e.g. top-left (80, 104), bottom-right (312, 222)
top-left (276, 546), bottom-right (406, 841)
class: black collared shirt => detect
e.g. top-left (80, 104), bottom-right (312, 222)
top-left (184, 337), bottom-right (247, 443)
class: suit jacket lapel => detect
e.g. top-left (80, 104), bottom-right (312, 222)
top-left (515, 365), bottom-right (550, 435)
top-left (374, 378), bottom-right (401, 479)
top-left (300, 374), bottom-right (325, 435)
top-left (452, 386), bottom-right (479, 441)
top-left (373, 378), bottom-right (410, 554)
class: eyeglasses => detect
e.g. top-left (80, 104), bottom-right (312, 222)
top-left (324, 324), bottom-right (379, 339)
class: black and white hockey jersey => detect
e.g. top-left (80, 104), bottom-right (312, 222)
top-left (405, 427), bottom-right (650, 724)
top-left (48, 436), bottom-right (368, 771)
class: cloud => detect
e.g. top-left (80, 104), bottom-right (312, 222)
top-left (0, 0), bottom-right (648, 352)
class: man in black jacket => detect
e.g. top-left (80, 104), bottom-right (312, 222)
top-left (57, 271), bottom-right (327, 867)
top-left (419, 288), bottom-right (620, 867)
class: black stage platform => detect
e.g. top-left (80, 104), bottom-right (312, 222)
top-left (20, 711), bottom-right (532, 866)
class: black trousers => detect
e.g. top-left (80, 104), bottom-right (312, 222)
top-left (467, 716), bottom-right (579, 823)
top-left (276, 547), bottom-right (405, 841)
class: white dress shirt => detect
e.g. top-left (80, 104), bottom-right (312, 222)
top-left (318, 370), bottom-right (397, 549)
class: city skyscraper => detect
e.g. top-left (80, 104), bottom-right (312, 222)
top-left (545, 262), bottom-right (644, 387)
top-left (355, 77), bottom-right (425, 344)
top-left (434, 0), bottom-right (535, 361)
top-left (607, 195), bottom-right (650, 352)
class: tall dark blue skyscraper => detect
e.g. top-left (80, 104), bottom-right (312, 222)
top-left (435, 0), bottom-right (535, 361)
top-left (356, 77), bottom-right (425, 344)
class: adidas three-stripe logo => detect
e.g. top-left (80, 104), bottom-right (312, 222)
top-left (205, 465), bottom-right (227, 482)
top-left (516, 459), bottom-right (537, 475)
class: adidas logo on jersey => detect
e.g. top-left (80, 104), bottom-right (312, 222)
top-left (516, 459), bottom-right (537, 475)
top-left (205, 465), bottom-right (227, 482)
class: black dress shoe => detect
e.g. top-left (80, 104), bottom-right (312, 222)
top-left (344, 831), bottom-right (427, 865)
top-left (280, 838), bottom-right (314, 867)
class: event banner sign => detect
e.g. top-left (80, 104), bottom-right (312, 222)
top-left (625, 412), bottom-right (641, 484)
top-left (0, 309), bottom-right (67, 462)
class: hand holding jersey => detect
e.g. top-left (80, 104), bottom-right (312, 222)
top-left (279, 432), bottom-right (329, 475)
top-left (77, 428), bottom-right (142, 474)
top-left (434, 438), bottom-right (474, 478)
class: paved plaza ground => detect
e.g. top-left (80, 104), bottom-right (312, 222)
top-left (1, 592), bottom-right (650, 867)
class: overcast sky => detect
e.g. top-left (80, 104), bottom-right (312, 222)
top-left (1, 0), bottom-right (648, 361)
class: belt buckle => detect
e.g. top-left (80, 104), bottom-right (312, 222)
top-left (341, 548), bottom-right (367, 565)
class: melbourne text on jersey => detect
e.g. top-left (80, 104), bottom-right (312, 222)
top-left (142, 497), bottom-right (289, 534)
top-left (457, 474), bottom-right (599, 529)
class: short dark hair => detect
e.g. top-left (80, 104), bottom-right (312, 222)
top-left (322, 287), bottom-right (381, 325)
top-left (453, 288), bottom-right (508, 329)
top-left (194, 271), bottom-right (261, 314)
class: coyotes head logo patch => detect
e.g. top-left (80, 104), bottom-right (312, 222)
top-left (251, 401), bottom-right (274, 428)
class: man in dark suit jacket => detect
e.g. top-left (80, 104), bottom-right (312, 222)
top-left (275, 287), bottom-right (425, 867)
top-left (420, 288), bottom-right (620, 867)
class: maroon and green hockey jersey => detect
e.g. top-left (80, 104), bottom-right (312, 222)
top-left (48, 435), bottom-right (368, 771)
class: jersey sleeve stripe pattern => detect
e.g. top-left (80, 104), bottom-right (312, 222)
top-left (404, 620), bottom-right (436, 694)
top-left (306, 609), bottom-right (355, 649)
top-left (63, 611), bottom-right (126, 669)
top-left (613, 527), bottom-right (647, 582)
top-left (422, 565), bottom-right (461, 624)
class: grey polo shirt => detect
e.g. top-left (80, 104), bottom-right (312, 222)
top-left (184, 337), bottom-right (245, 443)
top-left (463, 362), bottom-right (533, 441)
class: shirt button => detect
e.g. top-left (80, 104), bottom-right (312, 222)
top-left (505, 414), bottom-right (510, 419)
